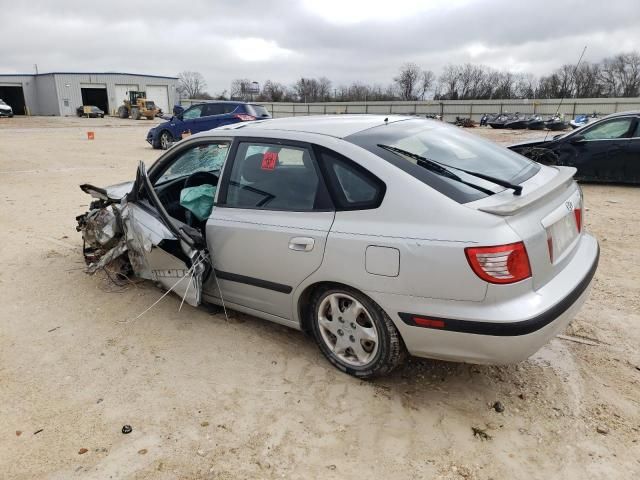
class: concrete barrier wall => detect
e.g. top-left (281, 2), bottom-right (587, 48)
top-left (180, 97), bottom-right (640, 122)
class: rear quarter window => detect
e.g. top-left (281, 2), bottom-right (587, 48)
top-left (315, 146), bottom-right (385, 210)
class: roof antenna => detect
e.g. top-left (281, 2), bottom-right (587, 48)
top-left (544, 45), bottom-right (587, 141)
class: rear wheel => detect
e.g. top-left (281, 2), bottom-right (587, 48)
top-left (310, 286), bottom-right (405, 378)
top-left (159, 130), bottom-right (173, 150)
top-left (117, 106), bottom-right (128, 119)
top-left (131, 108), bottom-right (141, 120)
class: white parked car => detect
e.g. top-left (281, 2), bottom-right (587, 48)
top-left (77, 115), bottom-right (599, 378)
top-left (0, 99), bottom-right (13, 117)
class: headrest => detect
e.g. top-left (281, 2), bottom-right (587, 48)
top-left (241, 153), bottom-right (271, 183)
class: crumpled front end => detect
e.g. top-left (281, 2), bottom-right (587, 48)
top-left (75, 182), bottom-right (207, 307)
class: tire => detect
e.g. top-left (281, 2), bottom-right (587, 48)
top-left (131, 108), bottom-right (141, 120)
top-left (117, 106), bottom-right (129, 119)
top-left (158, 130), bottom-right (173, 150)
top-left (310, 286), bottom-right (405, 379)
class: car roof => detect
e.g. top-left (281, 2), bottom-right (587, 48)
top-left (601, 110), bottom-right (640, 119)
top-left (219, 114), bottom-right (412, 138)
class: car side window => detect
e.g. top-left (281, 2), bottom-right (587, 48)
top-left (222, 142), bottom-right (331, 211)
top-left (583, 118), bottom-right (633, 140)
top-left (315, 146), bottom-right (385, 210)
top-left (204, 104), bottom-right (225, 116)
top-left (182, 105), bottom-right (204, 120)
top-left (155, 143), bottom-right (230, 185)
top-left (633, 119), bottom-right (640, 138)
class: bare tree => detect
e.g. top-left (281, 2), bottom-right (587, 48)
top-left (230, 78), bottom-right (252, 101)
top-left (394, 63), bottom-right (422, 100)
top-left (259, 80), bottom-right (288, 102)
top-left (418, 70), bottom-right (435, 100)
top-left (178, 71), bottom-right (207, 99)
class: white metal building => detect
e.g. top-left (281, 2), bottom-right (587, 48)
top-left (0, 72), bottom-right (178, 116)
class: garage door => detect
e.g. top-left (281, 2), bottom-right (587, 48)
top-left (146, 85), bottom-right (169, 114)
top-left (114, 84), bottom-right (139, 107)
top-left (0, 85), bottom-right (26, 115)
top-left (81, 87), bottom-right (109, 114)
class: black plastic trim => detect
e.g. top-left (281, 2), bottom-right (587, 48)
top-left (399, 245), bottom-right (599, 336)
top-left (214, 269), bottom-right (293, 294)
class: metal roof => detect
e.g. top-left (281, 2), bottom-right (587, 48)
top-left (0, 72), bottom-right (178, 79)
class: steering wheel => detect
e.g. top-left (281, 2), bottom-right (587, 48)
top-left (184, 171), bottom-right (218, 189)
top-left (183, 171), bottom-right (219, 227)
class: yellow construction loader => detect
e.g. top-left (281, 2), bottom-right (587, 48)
top-left (117, 91), bottom-right (159, 120)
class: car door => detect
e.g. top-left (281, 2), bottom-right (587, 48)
top-left (178, 104), bottom-right (205, 136)
top-left (197, 103), bottom-right (227, 132)
top-left (121, 162), bottom-right (209, 307)
top-left (204, 139), bottom-right (335, 320)
top-left (622, 117), bottom-right (640, 183)
top-left (120, 140), bottom-right (231, 306)
top-left (571, 116), bottom-right (634, 181)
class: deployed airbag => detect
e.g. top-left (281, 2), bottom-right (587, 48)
top-left (180, 184), bottom-right (216, 221)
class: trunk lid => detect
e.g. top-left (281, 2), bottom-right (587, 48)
top-left (469, 166), bottom-right (583, 290)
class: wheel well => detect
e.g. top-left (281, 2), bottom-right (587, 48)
top-left (298, 281), bottom-right (370, 334)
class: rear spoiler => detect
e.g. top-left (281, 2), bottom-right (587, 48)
top-left (478, 166), bottom-right (577, 216)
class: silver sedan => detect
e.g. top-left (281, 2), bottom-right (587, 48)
top-left (77, 115), bottom-right (599, 378)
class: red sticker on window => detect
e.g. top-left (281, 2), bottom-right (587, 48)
top-left (261, 151), bottom-right (278, 170)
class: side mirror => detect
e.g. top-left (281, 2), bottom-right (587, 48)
top-left (173, 105), bottom-right (184, 117)
top-left (570, 134), bottom-right (586, 144)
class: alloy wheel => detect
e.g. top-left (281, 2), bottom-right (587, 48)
top-left (317, 292), bottom-right (379, 367)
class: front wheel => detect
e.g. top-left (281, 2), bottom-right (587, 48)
top-left (159, 130), bottom-right (173, 150)
top-left (310, 287), bottom-right (405, 378)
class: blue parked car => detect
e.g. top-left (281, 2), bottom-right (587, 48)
top-left (147, 101), bottom-right (271, 149)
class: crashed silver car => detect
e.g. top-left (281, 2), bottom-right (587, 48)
top-left (77, 115), bottom-right (599, 378)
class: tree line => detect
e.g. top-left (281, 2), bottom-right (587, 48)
top-left (178, 51), bottom-right (640, 103)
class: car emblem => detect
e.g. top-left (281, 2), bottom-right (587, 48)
top-left (565, 201), bottom-right (573, 211)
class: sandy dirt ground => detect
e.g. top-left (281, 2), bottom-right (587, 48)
top-left (1, 116), bottom-right (639, 480)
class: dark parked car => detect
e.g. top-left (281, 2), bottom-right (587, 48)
top-left (77, 105), bottom-right (105, 118)
top-left (510, 111), bottom-right (640, 184)
top-left (147, 101), bottom-right (271, 149)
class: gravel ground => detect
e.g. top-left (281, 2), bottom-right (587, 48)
top-left (1, 116), bottom-right (639, 480)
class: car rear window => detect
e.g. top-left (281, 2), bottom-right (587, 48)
top-left (346, 119), bottom-right (540, 203)
top-left (246, 104), bottom-right (271, 118)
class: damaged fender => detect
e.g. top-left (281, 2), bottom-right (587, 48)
top-left (76, 170), bottom-right (207, 307)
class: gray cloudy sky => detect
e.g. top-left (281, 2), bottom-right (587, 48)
top-left (2, 0), bottom-right (639, 93)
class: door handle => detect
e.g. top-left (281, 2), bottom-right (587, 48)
top-left (289, 237), bottom-right (315, 252)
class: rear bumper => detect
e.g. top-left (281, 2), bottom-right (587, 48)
top-left (367, 233), bottom-right (599, 364)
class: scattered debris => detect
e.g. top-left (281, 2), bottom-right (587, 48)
top-left (200, 421), bottom-right (209, 427)
top-left (121, 425), bottom-right (132, 434)
top-left (15, 431), bottom-right (22, 437)
top-left (196, 449), bottom-right (207, 457)
top-left (327, 465), bottom-right (337, 470)
top-left (33, 429), bottom-right (43, 435)
top-left (596, 425), bottom-right (610, 435)
top-left (47, 326), bottom-right (61, 333)
top-left (493, 401), bottom-right (505, 413)
top-left (472, 426), bottom-right (492, 440)
top-left (78, 448), bottom-right (88, 455)
top-left (96, 398), bottom-right (103, 404)
top-left (138, 448), bottom-right (148, 455)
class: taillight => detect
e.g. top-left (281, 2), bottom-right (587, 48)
top-left (465, 242), bottom-right (531, 284)
top-left (574, 208), bottom-right (582, 232)
top-left (235, 113), bottom-right (256, 121)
